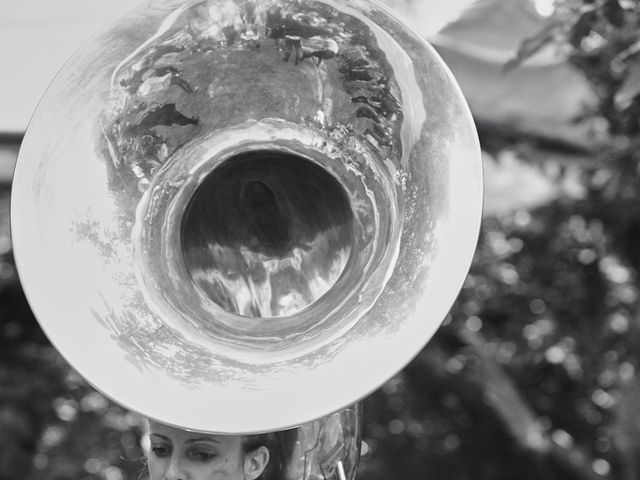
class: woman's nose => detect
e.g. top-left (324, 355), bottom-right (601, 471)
top-left (165, 455), bottom-right (187, 480)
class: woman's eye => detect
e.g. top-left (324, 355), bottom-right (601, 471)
top-left (151, 446), bottom-right (172, 458)
top-left (188, 449), bottom-right (216, 462)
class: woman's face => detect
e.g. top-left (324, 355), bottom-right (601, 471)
top-left (147, 420), bottom-right (269, 480)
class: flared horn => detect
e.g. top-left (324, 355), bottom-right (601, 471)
top-left (11, 0), bottom-right (482, 436)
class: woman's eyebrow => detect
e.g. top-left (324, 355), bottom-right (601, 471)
top-left (185, 437), bottom-right (221, 444)
top-left (150, 434), bottom-right (171, 441)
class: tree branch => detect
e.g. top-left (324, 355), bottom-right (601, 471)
top-left (413, 329), bottom-right (606, 480)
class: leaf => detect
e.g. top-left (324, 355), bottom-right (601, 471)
top-left (570, 10), bottom-right (598, 48)
top-left (504, 22), bottom-right (563, 72)
top-left (603, 0), bottom-right (626, 27)
top-left (614, 60), bottom-right (640, 109)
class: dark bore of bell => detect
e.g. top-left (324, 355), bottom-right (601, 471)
top-left (180, 149), bottom-right (355, 317)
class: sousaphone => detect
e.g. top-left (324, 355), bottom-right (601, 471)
top-left (11, 0), bottom-right (481, 461)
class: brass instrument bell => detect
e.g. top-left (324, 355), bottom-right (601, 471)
top-left (11, 0), bottom-right (482, 439)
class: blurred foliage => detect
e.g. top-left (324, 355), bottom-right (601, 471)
top-left (362, 1), bottom-right (640, 480)
top-left (5, 1), bottom-right (640, 479)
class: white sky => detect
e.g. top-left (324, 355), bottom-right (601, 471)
top-left (0, 0), bottom-right (477, 133)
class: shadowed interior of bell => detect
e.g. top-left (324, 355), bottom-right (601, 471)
top-left (180, 150), bottom-right (355, 319)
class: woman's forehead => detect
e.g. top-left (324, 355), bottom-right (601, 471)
top-left (148, 421), bottom-right (240, 445)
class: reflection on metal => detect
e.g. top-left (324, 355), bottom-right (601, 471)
top-left (337, 462), bottom-right (347, 480)
top-left (288, 404), bottom-right (361, 480)
top-left (181, 150), bottom-right (354, 318)
top-left (11, 0), bottom-right (482, 441)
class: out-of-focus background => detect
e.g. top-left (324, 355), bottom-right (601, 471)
top-left (3, 0), bottom-right (640, 479)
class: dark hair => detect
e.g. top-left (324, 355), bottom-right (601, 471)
top-left (242, 429), bottom-right (298, 480)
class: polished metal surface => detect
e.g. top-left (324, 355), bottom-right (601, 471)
top-left (12, 0), bottom-right (482, 434)
top-left (288, 404), bottom-right (361, 480)
top-left (180, 149), bottom-right (354, 318)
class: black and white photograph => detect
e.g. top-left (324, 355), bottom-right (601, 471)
top-left (0, 1), bottom-right (636, 479)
